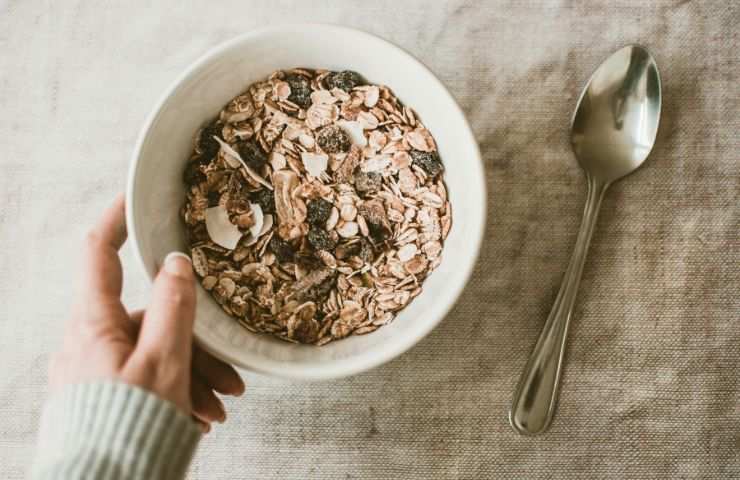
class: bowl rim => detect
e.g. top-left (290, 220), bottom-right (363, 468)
top-left (126, 23), bottom-right (486, 380)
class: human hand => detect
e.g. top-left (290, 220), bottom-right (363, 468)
top-left (49, 194), bottom-right (244, 432)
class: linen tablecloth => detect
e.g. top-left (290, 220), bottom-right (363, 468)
top-left (1, 1), bottom-right (738, 478)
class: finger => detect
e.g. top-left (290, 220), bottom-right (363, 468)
top-left (192, 415), bottom-right (211, 434)
top-left (193, 347), bottom-right (246, 396)
top-left (129, 309), bottom-right (145, 324)
top-left (81, 194), bottom-right (127, 303)
top-left (191, 375), bottom-right (226, 424)
top-left (134, 252), bottom-right (196, 364)
top-left (129, 310), bottom-right (244, 396)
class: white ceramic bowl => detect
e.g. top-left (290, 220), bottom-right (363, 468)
top-left (126, 24), bottom-right (485, 380)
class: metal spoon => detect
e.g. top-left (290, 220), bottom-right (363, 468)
top-left (509, 45), bottom-right (662, 435)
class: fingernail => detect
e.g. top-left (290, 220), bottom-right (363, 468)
top-left (200, 422), bottom-right (211, 434)
top-left (217, 401), bottom-right (227, 423)
top-left (164, 252), bottom-right (192, 278)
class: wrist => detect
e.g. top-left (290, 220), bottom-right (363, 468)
top-left (33, 381), bottom-right (201, 480)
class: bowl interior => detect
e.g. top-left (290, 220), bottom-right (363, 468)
top-left (128, 25), bottom-right (484, 379)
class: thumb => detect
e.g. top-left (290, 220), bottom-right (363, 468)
top-left (135, 252), bottom-right (197, 365)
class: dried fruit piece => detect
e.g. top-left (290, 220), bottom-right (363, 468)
top-left (213, 136), bottom-right (272, 189)
top-left (410, 150), bottom-right (444, 177)
top-left (316, 125), bottom-right (351, 153)
top-left (285, 73), bottom-right (312, 109)
top-left (358, 200), bottom-right (391, 242)
top-left (237, 139), bottom-right (267, 170)
top-left (207, 190), bottom-right (221, 207)
top-left (337, 238), bottom-right (375, 263)
top-left (325, 70), bottom-right (365, 92)
top-left (250, 189), bottom-right (275, 215)
top-left (287, 267), bottom-right (337, 303)
top-left (354, 169), bottom-right (382, 196)
top-left (196, 121), bottom-right (223, 158)
top-left (307, 198), bottom-right (333, 226)
top-left (269, 236), bottom-right (295, 263)
top-left (307, 227), bottom-right (337, 251)
top-left (358, 238), bottom-right (375, 262)
top-left (183, 159), bottom-right (207, 185)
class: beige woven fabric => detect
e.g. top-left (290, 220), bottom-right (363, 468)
top-left (1, 1), bottom-right (738, 478)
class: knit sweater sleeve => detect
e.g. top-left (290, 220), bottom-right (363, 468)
top-left (31, 381), bottom-right (201, 480)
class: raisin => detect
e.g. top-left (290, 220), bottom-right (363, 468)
top-left (307, 227), bottom-right (337, 251)
top-left (295, 250), bottom-right (323, 270)
top-left (250, 189), bottom-right (275, 214)
top-left (237, 140), bottom-right (267, 170)
top-left (359, 200), bottom-right (391, 243)
top-left (316, 125), bottom-right (351, 154)
top-left (207, 191), bottom-right (220, 207)
top-left (198, 121), bottom-right (223, 159)
top-left (285, 73), bottom-right (312, 109)
top-left (358, 238), bottom-right (375, 262)
top-left (292, 268), bottom-right (336, 303)
top-left (269, 236), bottom-right (295, 263)
top-left (225, 175), bottom-right (250, 212)
top-left (410, 150), bottom-right (444, 178)
top-left (354, 169), bottom-right (382, 196)
top-left (188, 224), bottom-right (209, 243)
top-left (306, 198), bottom-right (333, 226)
top-left (325, 70), bottom-right (365, 92)
top-left (182, 161), bottom-right (206, 185)
top-left (336, 238), bottom-right (375, 262)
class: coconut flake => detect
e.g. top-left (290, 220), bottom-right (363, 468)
top-left (243, 207), bottom-right (272, 247)
top-left (363, 86), bottom-right (380, 108)
top-left (205, 205), bottom-right (243, 250)
top-left (362, 155), bottom-right (392, 173)
top-left (301, 152), bottom-right (328, 177)
top-left (336, 120), bottom-right (367, 147)
top-left (213, 136), bottom-right (273, 190)
top-left (248, 203), bottom-right (264, 239)
top-left (260, 214), bottom-right (274, 236)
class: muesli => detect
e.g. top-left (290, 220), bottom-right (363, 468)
top-left (181, 68), bottom-right (451, 345)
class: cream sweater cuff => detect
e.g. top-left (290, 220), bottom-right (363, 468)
top-left (31, 381), bottom-right (201, 480)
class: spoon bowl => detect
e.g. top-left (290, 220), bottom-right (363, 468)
top-left (571, 45), bottom-right (662, 183)
top-left (510, 45), bottom-right (662, 435)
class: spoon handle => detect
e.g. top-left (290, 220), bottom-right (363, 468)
top-left (509, 174), bottom-right (608, 435)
